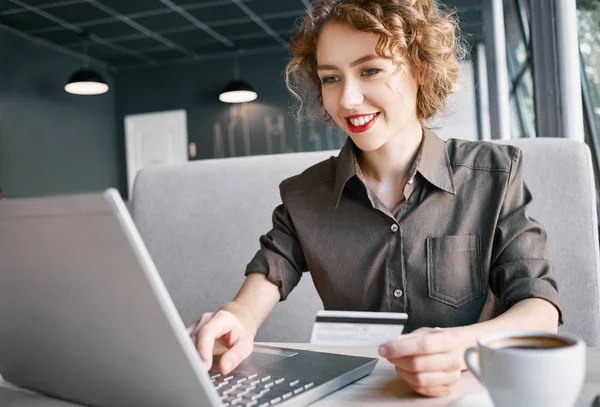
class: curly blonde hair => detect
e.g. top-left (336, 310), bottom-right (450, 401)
top-left (285, 0), bottom-right (467, 123)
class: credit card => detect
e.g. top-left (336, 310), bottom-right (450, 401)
top-left (310, 310), bottom-right (408, 347)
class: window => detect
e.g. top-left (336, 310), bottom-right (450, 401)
top-left (504, 0), bottom-right (536, 138)
top-left (577, 1), bottom-right (600, 140)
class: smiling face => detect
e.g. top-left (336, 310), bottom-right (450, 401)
top-left (316, 21), bottom-right (421, 152)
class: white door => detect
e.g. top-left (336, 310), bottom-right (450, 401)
top-left (125, 110), bottom-right (188, 197)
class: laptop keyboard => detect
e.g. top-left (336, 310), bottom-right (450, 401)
top-left (210, 371), bottom-right (314, 407)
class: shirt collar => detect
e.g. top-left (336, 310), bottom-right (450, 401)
top-left (417, 129), bottom-right (456, 195)
top-left (333, 140), bottom-right (358, 209)
top-left (333, 129), bottom-right (455, 209)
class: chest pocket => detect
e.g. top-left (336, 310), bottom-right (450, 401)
top-left (426, 235), bottom-right (484, 308)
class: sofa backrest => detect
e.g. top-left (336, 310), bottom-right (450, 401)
top-left (132, 151), bottom-right (335, 342)
top-left (132, 138), bottom-right (600, 345)
top-left (497, 138), bottom-right (600, 345)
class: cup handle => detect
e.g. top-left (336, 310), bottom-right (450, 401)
top-left (464, 346), bottom-right (483, 383)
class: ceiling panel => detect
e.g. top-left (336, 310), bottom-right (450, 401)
top-left (189, 41), bottom-right (232, 55)
top-left (0, 10), bottom-right (56, 31)
top-left (92, 0), bottom-right (169, 15)
top-left (0, 3), bottom-right (20, 13)
top-left (113, 36), bottom-right (165, 51)
top-left (43, 3), bottom-right (113, 23)
top-left (212, 21), bottom-right (264, 38)
top-left (103, 54), bottom-right (150, 66)
top-left (0, 0), bottom-right (482, 68)
top-left (42, 29), bottom-right (87, 45)
top-left (132, 11), bottom-right (195, 31)
top-left (143, 48), bottom-right (189, 61)
top-left (186, 4), bottom-right (249, 22)
top-left (162, 29), bottom-right (220, 48)
top-left (245, 0), bottom-right (307, 15)
top-left (85, 22), bottom-right (141, 38)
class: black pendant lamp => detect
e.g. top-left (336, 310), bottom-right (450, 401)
top-left (219, 51), bottom-right (257, 103)
top-left (65, 38), bottom-right (109, 95)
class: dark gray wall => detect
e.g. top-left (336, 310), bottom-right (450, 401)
top-left (0, 27), bottom-right (119, 199)
top-left (115, 51), bottom-right (347, 197)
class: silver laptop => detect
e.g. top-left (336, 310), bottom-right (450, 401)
top-left (0, 189), bottom-right (377, 407)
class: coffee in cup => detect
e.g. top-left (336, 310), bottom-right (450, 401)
top-left (464, 331), bottom-right (585, 407)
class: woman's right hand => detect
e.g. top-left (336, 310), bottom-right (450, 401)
top-left (187, 302), bottom-right (257, 375)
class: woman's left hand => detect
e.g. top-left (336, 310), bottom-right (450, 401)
top-left (378, 327), bottom-right (466, 397)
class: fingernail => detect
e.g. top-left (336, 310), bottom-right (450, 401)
top-left (201, 358), bottom-right (210, 370)
top-left (378, 346), bottom-right (388, 357)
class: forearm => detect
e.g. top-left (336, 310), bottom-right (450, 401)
top-left (451, 298), bottom-right (559, 351)
top-left (220, 272), bottom-right (281, 337)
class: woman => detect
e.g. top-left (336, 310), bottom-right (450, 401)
top-left (191, 0), bottom-right (561, 397)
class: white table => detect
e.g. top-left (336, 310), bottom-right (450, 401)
top-left (275, 344), bottom-right (600, 407)
top-left (1, 344), bottom-right (599, 406)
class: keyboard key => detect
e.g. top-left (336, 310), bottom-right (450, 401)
top-left (237, 378), bottom-right (248, 384)
top-left (211, 373), bottom-right (222, 379)
top-left (264, 382), bottom-right (274, 389)
top-left (304, 382), bottom-right (314, 390)
top-left (275, 378), bottom-right (285, 384)
top-left (293, 388), bottom-right (304, 395)
top-left (261, 376), bottom-right (271, 382)
top-left (258, 403), bottom-right (270, 407)
top-left (282, 392), bottom-right (293, 400)
top-left (247, 393), bottom-right (262, 401)
top-left (247, 373), bottom-right (258, 380)
top-left (270, 397), bottom-right (282, 405)
top-left (289, 380), bottom-right (299, 387)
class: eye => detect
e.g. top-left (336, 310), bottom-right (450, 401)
top-left (321, 75), bottom-right (339, 85)
top-left (362, 68), bottom-right (382, 77)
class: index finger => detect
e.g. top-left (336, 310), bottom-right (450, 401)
top-left (380, 330), bottom-right (454, 359)
top-left (195, 312), bottom-right (235, 370)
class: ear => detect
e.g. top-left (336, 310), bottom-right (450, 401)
top-left (402, 58), bottom-right (422, 85)
top-left (411, 65), bottom-right (424, 85)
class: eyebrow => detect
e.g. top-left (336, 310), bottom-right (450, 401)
top-left (317, 54), bottom-right (380, 71)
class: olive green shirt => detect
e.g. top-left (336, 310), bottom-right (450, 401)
top-left (246, 130), bottom-right (562, 331)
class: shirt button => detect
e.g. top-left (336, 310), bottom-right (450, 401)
top-left (390, 224), bottom-right (399, 233)
top-left (393, 289), bottom-right (403, 298)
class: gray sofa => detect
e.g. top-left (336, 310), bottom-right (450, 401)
top-left (132, 138), bottom-right (600, 346)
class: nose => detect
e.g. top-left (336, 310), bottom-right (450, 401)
top-left (339, 79), bottom-right (364, 110)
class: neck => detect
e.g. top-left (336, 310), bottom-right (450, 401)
top-left (356, 122), bottom-right (424, 182)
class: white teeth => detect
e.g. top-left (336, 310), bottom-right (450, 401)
top-left (349, 113), bottom-right (377, 127)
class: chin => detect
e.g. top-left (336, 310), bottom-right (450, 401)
top-left (348, 135), bottom-right (388, 152)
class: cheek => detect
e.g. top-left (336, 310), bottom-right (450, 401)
top-left (321, 92), bottom-right (337, 117)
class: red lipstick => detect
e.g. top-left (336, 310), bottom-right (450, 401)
top-left (345, 113), bottom-right (380, 134)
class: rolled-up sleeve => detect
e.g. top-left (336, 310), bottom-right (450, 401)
top-left (245, 203), bottom-right (308, 301)
top-left (489, 147), bottom-right (563, 323)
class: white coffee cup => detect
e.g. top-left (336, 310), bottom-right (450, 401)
top-left (464, 331), bottom-right (586, 407)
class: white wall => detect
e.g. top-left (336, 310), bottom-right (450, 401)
top-left (427, 60), bottom-right (479, 141)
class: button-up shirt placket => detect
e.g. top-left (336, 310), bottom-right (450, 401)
top-left (390, 177), bottom-right (420, 314)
